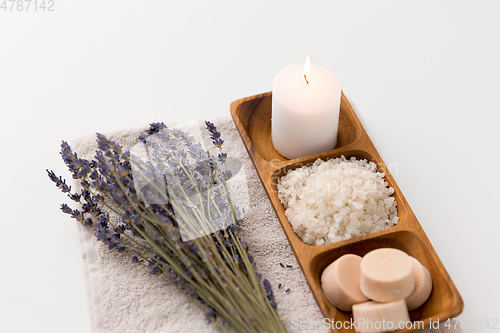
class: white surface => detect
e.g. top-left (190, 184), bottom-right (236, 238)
top-left (0, 1), bottom-right (499, 332)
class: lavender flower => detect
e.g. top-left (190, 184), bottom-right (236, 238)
top-left (139, 122), bottom-right (167, 143)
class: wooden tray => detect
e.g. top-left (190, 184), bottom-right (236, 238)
top-left (230, 92), bottom-right (463, 332)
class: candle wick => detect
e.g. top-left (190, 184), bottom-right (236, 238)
top-left (304, 74), bottom-right (309, 84)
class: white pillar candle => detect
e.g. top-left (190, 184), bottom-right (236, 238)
top-left (271, 56), bottom-right (341, 159)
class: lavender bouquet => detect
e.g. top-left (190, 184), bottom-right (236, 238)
top-left (47, 121), bottom-right (287, 333)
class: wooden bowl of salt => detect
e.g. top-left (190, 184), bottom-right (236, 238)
top-left (230, 92), bottom-right (463, 333)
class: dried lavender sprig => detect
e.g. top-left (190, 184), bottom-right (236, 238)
top-left (117, 125), bottom-right (274, 326)
top-left (48, 124), bottom-right (285, 333)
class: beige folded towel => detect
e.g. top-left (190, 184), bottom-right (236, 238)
top-left (71, 116), bottom-right (460, 333)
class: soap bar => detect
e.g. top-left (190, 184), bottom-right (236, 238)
top-left (406, 257), bottom-right (433, 311)
top-left (321, 254), bottom-right (369, 311)
top-left (360, 248), bottom-right (415, 302)
top-left (352, 300), bottom-right (410, 333)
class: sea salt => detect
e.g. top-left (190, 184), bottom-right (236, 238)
top-left (277, 156), bottom-right (398, 245)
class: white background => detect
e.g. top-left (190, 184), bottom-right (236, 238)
top-left (1, 1), bottom-right (499, 332)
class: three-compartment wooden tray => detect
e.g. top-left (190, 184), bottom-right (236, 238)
top-left (230, 92), bottom-right (463, 333)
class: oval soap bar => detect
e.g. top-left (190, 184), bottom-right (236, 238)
top-left (321, 254), bottom-right (369, 311)
top-left (360, 248), bottom-right (415, 302)
top-left (353, 299), bottom-right (410, 333)
top-left (406, 257), bottom-right (433, 311)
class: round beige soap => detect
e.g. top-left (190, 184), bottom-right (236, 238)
top-left (321, 254), bottom-right (368, 311)
top-left (360, 248), bottom-right (415, 302)
top-left (406, 257), bottom-right (433, 311)
top-left (353, 299), bottom-right (410, 333)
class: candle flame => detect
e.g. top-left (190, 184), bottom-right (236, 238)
top-left (303, 55), bottom-right (310, 84)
